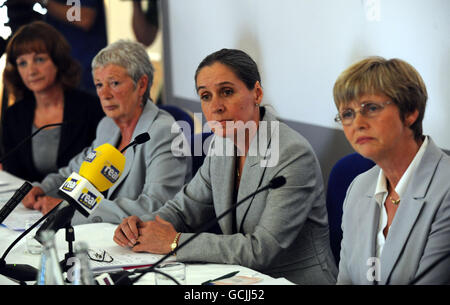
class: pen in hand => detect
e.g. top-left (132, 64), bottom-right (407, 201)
top-left (201, 271), bottom-right (239, 285)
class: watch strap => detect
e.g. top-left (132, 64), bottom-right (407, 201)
top-left (171, 232), bottom-right (181, 255)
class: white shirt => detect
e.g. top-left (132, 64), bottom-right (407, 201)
top-left (374, 136), bottom-right (429, 257)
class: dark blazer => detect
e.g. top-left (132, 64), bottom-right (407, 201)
top-left (1, 89), bottom-right (104, 182)
top-left (145, 108), bottom-right (338, 284)
top-left (337, 137), bottom-right (450, 284)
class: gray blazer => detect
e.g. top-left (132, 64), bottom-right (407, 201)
top-left (144, 108), bottom-right (338, 284)
top-left (36, 102), bottom-right (190, 225)
top-left (337, 137), bottom-right (450, 284)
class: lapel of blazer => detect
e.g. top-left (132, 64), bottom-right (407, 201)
top-left (379, 138), bottom-right (442, 284)
top-left (106, 102), bottom-right (158, 198)
top-left (209, 136), bottom-right (237, 234)
top-left (236, 109), bottom-right (275, 233)
top-left (357, 177), bottom-right (380, 284)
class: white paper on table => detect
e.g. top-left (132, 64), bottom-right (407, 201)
top-left (87, 245), bottom-right (176, 273)
top-left (0, 171), bottom-right (26, 194)
top-left (0, 171), bottom-right (39, 231)
top-left (56, 223), bottom-right (177, 274)
top-left (0, 203), bottom-right (42, 231)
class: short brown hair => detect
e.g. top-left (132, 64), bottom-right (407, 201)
top-left (3, 21), bottom-right (81, 100)
top-left (333, 56), bottom-right (427, 141)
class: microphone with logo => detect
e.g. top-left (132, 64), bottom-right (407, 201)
top-left (35, 142), bottom-right (126, 239)
top-left (0, 133), bottom-right (150, 283)
top-left (35, 132), bottom-right (151, 237)
top-left (35, 132), bottom-right (150, 270)
top-left (115, 175), bottom-right (287, 285)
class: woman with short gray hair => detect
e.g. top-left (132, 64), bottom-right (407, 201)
top-left (92, 39), bottom-right (154, 105)
top-left (23, 40), bottom-right (190, 225)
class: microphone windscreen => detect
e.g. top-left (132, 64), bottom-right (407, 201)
top-left (79, 143), bottom-right (126, 192)
top-left (134, 132), bottom-right (150, 144)
top-left (269, 176), bottom-right (286, 189)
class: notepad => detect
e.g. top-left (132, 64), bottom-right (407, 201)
top-left (0, 171), bottom-right (26, 194)
top-left (0, 202), bottom-right (42, 231)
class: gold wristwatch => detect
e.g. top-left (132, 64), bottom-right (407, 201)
top-left (171, 232), bottom-right (181, 255)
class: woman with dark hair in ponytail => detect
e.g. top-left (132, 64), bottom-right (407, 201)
top-left (114, 48), bottom-right (338, 285)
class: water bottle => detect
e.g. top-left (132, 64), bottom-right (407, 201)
top-left (36, 230), bottom-right (65, 285)
top-left (70, 242), bottom-right (95, 285)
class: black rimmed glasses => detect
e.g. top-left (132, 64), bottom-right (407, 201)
top-left (87, 249), bottom-right (114, 263)
top-left (334, 101), bottom-right (393, 126)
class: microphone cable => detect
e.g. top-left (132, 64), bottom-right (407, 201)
top-left (0, 122), bottom-right (68, 164)
top-left (114, 176), bottom-right (286, 285)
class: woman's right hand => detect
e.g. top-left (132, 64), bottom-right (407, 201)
top-left (22, 186), bottom-right (45, 209)
top-left (114, 216), bottom-right (143, 248)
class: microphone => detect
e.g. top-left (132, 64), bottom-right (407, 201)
top-left (0, 122), bottom-right (67, 231)
top-left (36, 132), bottom-right (150, 236)
top-left (120, 132), bottom-right (150, 153)
top-left (36, 142), bottom-right (126, 239)
top-left (268, 176), bottom-right (286, 189)
top-left (0, 133), bottom-right (147, 283)
top-left (117, 176), bottom-right (287, 285)
top-left (0, 122), bottom-right (68, 164)
top-left (0, 181), bottom-right (33, 224)
top-left (0, 143), bottom-right (125, 283)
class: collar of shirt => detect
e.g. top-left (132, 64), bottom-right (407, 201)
top-left (373, 136), bottom-right (429, 257)
top-left (374, 136), bottom-right (429, 206)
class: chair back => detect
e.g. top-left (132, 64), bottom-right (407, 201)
top-left (159, 105), bottom-right (194, 138)
top-left (326, 153), bottom-right (375, 265)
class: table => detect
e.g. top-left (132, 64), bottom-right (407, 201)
top-left (0, 171), bottom-right (293, 286)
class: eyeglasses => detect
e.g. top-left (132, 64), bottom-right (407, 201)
top-left (334, 101), bottom-right (393, 126)
top-left (87, 249), bottom-right (114, 263)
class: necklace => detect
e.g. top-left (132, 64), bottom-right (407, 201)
top-left (390, 196), bottom-right (400, 205)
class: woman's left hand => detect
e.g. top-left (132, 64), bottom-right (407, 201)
top-left (132, 215), bottom-right (178, 254)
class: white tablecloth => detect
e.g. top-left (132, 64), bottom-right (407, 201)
top-left (0, 174), bottom-right (293, 285)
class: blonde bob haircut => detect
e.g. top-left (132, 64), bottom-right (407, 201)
top-left (333, 56), bottom-right (427, 141)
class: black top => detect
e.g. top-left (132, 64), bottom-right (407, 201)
top-left (1, 88), bottom-right (104, 182)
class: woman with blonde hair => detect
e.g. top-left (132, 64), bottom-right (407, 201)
top-left (334, 56), bottom-right (450, 284)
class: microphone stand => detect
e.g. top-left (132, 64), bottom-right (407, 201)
top-left (60, 224), bottom-right (75, 275)
top-left (34, 201), bottom-right (77, 275)
top-left (31, 133), bottom-right (151, 279)
top-left (0, 122), bottom-right (67, 283)
top-left (115, 176), bottom-right (286, 285)
top-left (0, 132), bottom-right (151, 284)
